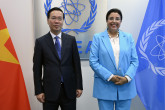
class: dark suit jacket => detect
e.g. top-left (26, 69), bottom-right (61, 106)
top-left (33, 32), bottom-right (83, 101)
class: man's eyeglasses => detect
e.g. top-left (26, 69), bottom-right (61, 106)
top-left (50, 17), bottom-right (63, 21)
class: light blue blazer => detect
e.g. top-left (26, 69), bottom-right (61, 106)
top-left (89, 30), bottom-right (139, 100)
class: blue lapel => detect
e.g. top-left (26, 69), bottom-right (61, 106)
top-left (118, 30), bottom-right (125, 69)
top-left (102, 30), bottom-right (117, 70)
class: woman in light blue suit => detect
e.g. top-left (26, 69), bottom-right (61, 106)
top-left (89, 8), bottom-right (139, 110)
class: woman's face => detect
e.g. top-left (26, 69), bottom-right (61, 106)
top-left (106, 12), bottom-right (121, 32)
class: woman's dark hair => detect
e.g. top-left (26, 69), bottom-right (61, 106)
top-left (106, 8), bottom-right (122, 21)
top-left (47, 7), bottom-right (65, 19)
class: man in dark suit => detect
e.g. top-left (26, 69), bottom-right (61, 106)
top-left (33, 7), bottom-right (83, 110)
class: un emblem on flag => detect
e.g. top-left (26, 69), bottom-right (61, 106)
top-left (44, 0), bottom-right (97, 34)
top-left (138, 19), bottom-right (165, 76)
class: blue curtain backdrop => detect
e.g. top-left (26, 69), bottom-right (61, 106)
top-left (135, 0), bottom-right (165, 110)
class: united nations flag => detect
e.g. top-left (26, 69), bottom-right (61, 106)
top-left (135, 0), bottom-right (165, 110)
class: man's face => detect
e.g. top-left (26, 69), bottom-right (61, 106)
top-left (47, 10), bottom-right (64, 34)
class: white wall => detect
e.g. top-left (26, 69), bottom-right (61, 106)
top-left (0, 0), bottom-right (149, 110)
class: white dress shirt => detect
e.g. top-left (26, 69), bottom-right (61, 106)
top-left (50, 31), bottom-right (62, 46)
top-left (107, 33), bottom-right (131, 82)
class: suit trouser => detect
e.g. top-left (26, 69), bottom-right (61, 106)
top-left (43, 83), bottom-right (76, 110)
top-left (98, 99), bottom-right (131, 110)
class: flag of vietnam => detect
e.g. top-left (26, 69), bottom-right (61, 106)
top-left (0, 9), bottom-right (31, 110)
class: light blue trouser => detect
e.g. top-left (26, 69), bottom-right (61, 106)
top-left (98, 99), bottom-right (131, 110)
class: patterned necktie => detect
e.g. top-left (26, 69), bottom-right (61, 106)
top-left (54, 36), bottom-right (61, 60)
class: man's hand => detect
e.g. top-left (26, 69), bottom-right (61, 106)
top-left (76, 89), bottom-right (83, 98)
top-left (36, 93), bottom-right (45, 103)
top-left (115, 76), bottom-right (128, 85)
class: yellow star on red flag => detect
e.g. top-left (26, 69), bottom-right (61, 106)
top-left (0, 28), bottom-right (19, 64)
